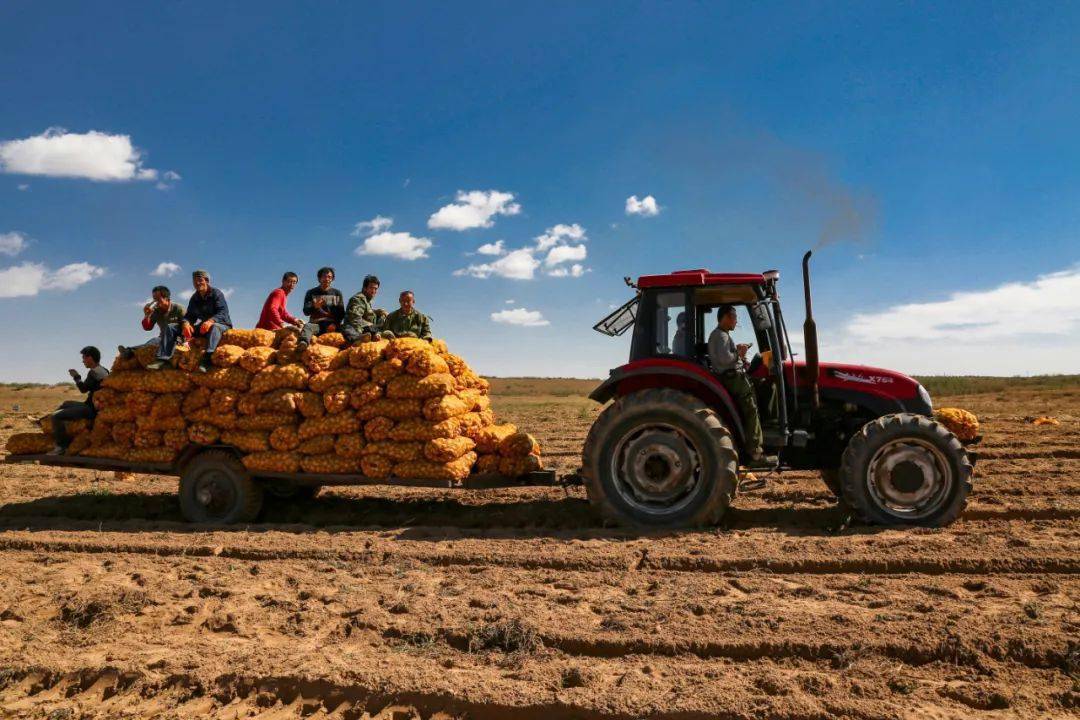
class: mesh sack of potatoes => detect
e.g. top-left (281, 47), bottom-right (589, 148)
top-left (5, 432), bottom-right (53, 455)
top-left (221, 429), bottom-right (270, 453)
top-left (89, 421), bottom-right (113, 446)
top-left (95, 405), bottom-right (135, 423)
top-left (360, 454), bottom-right (393, 478)
top-left (188, 423), bottom-right (220, 445)
top-left (125, 391), bottom-right (156, 415)
top-left (299, 434), bottom-right (336, 455)
top-left (298, 413), bottom-right (360, 440)
top-left (238, 346), bottom-right (277, 373)
top-left (440, 352), bottom-right (469, 377)
top-left (221, 328), bottom-right (276, 349)
top-left (363, 441), bottom-right (423, 462)
top-left (236, 413), bottom-right (295, 431)
top-left (137, 414), bottom-right (187, 432)
top-left (39, 416), bottom-right (89, 437)
top-left (302, 344), bottom-right (339, 373)
top-left (296, 391), bottom-right (326, 418)
top-left (237, 391), bottom-right (263, 415)
top-left (162, 429), bottom-right (189, 451)
top-left (475, 453), bottom-right (501, 474)
top-left (243, 451), bottom-right (300, 474)
top-left (933, 408), bottom-right (979, 442)
top-left (92, 388), bottom-right (122, 411)
top-left (348, 340), bottom-right (389, 369)
top-left (370, 357), bottom-right (405, 384)
top-left (385, 337), bottom-right (430, 361)
top-left (323, 389), bottom-right (350, 414)
top-left (385, 373), bottom-right (455, 399)
top-left (185, 407), bottom-right (238, 430)
top-left (309, 367), bottom-right (370, 393)
top-left (499, 453), bottom-right (542, 477)
top-left (150, 393), bottom-right (183, 419)
top-left (190, 366), bottom-right (251, 392)
top-left (182, 386), bottom-right (212, 415)
top-left (111, 422), bottom-right (136, 447)
top-left (499, 431), bottom-right (540, 458)
top-left (423, 394), bottom-right (471, 422)
top-left (68, 433), bottom-right (94, 455)
top-left (251, 364), bottom-right (309, 393)
top-left (388, 417), bottom-right (460, 442)
top-left (173, 338), bottom-right (208, 372)
top-left (349, 382), bottom-right (383, 409)
top-left (274, 327), bottom-right (299, 350)
top-left (301, 453), bottom-right (359, 474)
top-left (83, 443), bottom-right (127, 459)
top-left (357, 398), bottom-right (422, 421)
top-left (334, 434), bottom-right (365, 458)
top-left (454, 370), bottom-right (489, 393)
top-left (314, 332), bottom-right (347, 348)
top-left (269, 425), bottom-right (300, 452)
top-left (364, 417), bottom-right (395, 442)
top-left (394, 452), bottom-right (477, 483)
top-left (133, 343), bottom-right (160, 369)
top-left (104, 369), bottom-right (191, 393)
top-left (209, 388), bottom-right (240, 414)
top-left (458, 388), bottom-right (491, 413)
top-left (110, 351), bottom-right (141, 372)
top-left (275, 346), bottom-right (303, 366)
top-left (133, 429), bottom-right (162, 448)
top-left (257, 389), bottom-right (299, 415)
top-left (405, 350), bottom-right (449, 377)
top-left (127, 446), bottom-right (177, 463)
top-left (212, 344), bottom-right (246, 367)
top-left (469, 423), bottom-right (517, 453)
top-left (424, 436), bottom-right (476, 463)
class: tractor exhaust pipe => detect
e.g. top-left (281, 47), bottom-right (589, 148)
top-left (802, 250), bottom-right (820, 411)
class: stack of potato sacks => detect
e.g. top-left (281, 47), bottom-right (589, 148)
top-left (5, 330), bottom-right (542, 483)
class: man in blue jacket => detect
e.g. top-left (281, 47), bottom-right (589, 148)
top-left (182, 269), bottom-right (233, 372)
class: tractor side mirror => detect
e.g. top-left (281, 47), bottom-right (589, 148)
top-left (750, 302), bottom-right (773, 330)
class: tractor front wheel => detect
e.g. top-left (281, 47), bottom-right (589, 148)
top-left (839, 413), bottom-right (972, 526)
top-left (581, 389), bottom-right (738, 528)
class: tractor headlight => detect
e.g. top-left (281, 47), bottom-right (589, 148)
top-left (917, 384), bottom-right (933, 413)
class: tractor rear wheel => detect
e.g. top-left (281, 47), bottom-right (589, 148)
top-left (581, 389), bottom-right (738, 528)
top-left (839, 413), bottom-right (972, 526)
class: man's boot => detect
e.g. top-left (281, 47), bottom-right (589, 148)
top-left (746, 451), bottom-right (779, 470)
top-left (196, 353), bottom-right (213, 373)
top-left (146, 359), bottom-right (168, 371)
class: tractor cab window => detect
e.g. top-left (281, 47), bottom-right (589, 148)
top-left (653, 291), bottom-right (690, 358)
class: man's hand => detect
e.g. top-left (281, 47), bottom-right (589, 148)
top-left (737, 343), bottom-right (752, 359)
top-left (143, 302), bottom-right (155, 317)
top-left (182, 322), bottom-right (194, 340)
top-left (68, 369), bottom-right (80, 380)
top-left (312, 297), bottom-right (325, 309)
top-left (292, 318), bottom-right (305, 328)
top-left (199, 320), bottom-right (214, 335)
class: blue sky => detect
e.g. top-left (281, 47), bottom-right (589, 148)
top-left (2, 1), bottom-right (1079, 382)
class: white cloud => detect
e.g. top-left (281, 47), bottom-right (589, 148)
top-left (455, 248), bottom-right (539, 280)
top-left (0, 261), bottom-right (105, 298)
top-left (16, 184), bottom-right (28, 191)
top-left (625, 194), bottom-right (660, 217)
top-left (0, 231), bottom-right (28, 257)
top-left (823, 266), bottom-right (1080, 375)
top-left (179, 286), bottom-right (235, 301)
top-left (355, 231), bottom-right (432, 261)
top-left (352, 215), bottom-right (394, 236)
top-left (476, 240), bottom-right (506, 256)
top-left (155, 170), bottom-right (181, 191)
top-left (534, 223), bottom-right (586, 251)
top-left (490, 307), bottom-right (550, 326)
top-left (428, 190), bottom-right (521, 231)
top-left (151, 261), bottom-right (181, 277)
top-left (547, 263), bottom-right (587, 278)
top-left (544, 243), bottom-right (587, 267)
top-left (0, 128), bottom-right (172, 182)
top-left (505, 298), bottom-right (515, 304)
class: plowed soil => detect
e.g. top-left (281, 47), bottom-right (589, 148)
top-left (0, 381), bottom-right (1077, 718)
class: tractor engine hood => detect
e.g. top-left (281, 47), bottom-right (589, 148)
top-left (784, 359), bottom-right (931, 414)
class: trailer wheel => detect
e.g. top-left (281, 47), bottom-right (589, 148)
top-left (264, 482), bottom-right (322, 502)
top-left (839, 413), bottom-right (972, 526)
top-left (581, 389), bottom-right (738, 528)
top-left (179, 450), bottom-right (263, 524)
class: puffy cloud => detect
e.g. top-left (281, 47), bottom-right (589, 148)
top-left (155, 170), bottom-right (181, 191)
top-left (490, 307), bottom-right (550, 327)
top-left (544, 243), bottom-right (587, 268)
top-left (355, 231), bottom-right (432, 261)
top-left (16, 184), bottom-right (28, 191)
top-left (534, 223), bottom-right (585, 251)
top-left (0, 231), bottom-right (28, 257)
top-left (625, 194), bottom-right (660, 217)
top-left (179, 286), bottom-right (235, 301)
top-left (547, 263), bottom-right (587, 278)
top-left (455, 248), bottom-right (539, 280)
top-left (151, 261), bottom-right (181, 277)
top-left (428, 190), bottom-right (521, 231)
top-left (351, 215), bottom-right (394, 236)
top-left (475, 240), bottom-right (506, 256)
top-left (0, 128), bottom-right (173, 182)
top-left (0, 261), bottom-right (105, 298)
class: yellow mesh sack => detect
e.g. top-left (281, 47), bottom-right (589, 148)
top-left (934, 408), bottom-right (979, 442)
top-left (357, 397), bottom-right (422, 421)
top-left (475, 453), bottom-right (501, 474)
top-left (309, 367), bottom-right (370, 393)
top-left (184, 408), bottom-right (238, 430)
top-left (6, 433), bottom-right (53, 455)
top-left (296, 391), bottom-right (326, 419)
top-left (454, 370), bottom-right (489, 392)
top-left (387, 417), bottom-right (460, 442)
top-left (238, 346), bottom-right (277, 373)
top-left (110, 352), bottom-right (141, 372)
top-left (39, 417), bottom-right (90, 437)
top-left (274, 327), bottom-right (299, 350)
top-left (456, 410), bottom-right (495, 437)
top-left (243, 451), bottom-right (300, 474)
top-left (188, 423), bottom-right (221, 445)
top-left (298, 413), bottom-right (360, 440)
top-left (67, 433), bottom-right (93, 455)
top-left (127, 447), bottom-right (178, 464)
top-left (364, 417), bottom-right (395, 442)
top-left (363, 441), bottom-right (422, 462)
top-left (89, 421), bottom-right (113, 445)
top-left (190, 366), bottom-right (252, 392)
top-left (349, 382), bottom-right (383, 409)
top-left (211, 344), bottom-right (246, 367)
top-left (299, 434), bottom-right (336, 455)
top-left (150, 393), bottom-right (183, 419)
top-left (83, 443), bottom-right (127, 459)
top-left (499, 431), bottom-right (540, 458)
top-left (441, 352), bottom-right (469, 377)
top-left (106, 369), bottom-right (192, 393)
top-left (96, 405), bottom-right (135, 423)
top-left (221, 328), bottom-right (276, 349)
top-left (182, 386), bottom-right (212, 415)
top-left (221, 429), bottom-right (270, 453)
top-left (459, 388), bottom-right (491, 413)
top-left (174, 339), bottom-right (208, 372)
top-left (275, 347), bottom-right (303, 366)
top-left (499, 453), bottom-right (542, 477)
top-left (162, 429), bottom-right (189, 451)
top-left (250, 364), bottom-right (309, 393)
top-left (324, 388), bottom-right (350, 414)
top-left (314, 332), bottom-right (347, 348)
top-left (301, 453), bottom-right (360, 474)
top-left (469, 423), bottom-right (518, 453)
top-left (423, 394), bottom-right (470, 422)
top-left (133, 343), bottom-right (160, 369)
top-left (236, 413), bottom-right (295, 431)
top-left (257, 389), bottom-right (299, 415)
top-left (125, 391), bottom-right (156, 415)
top-left (424, 436), bottom-right (476, 463)
top-left (371, 357), bottom-right (405, 385)
top-left (138, 414), bottom-right (187, 432)
top-left (394, 452), bottom-right (477, 483)
top-left (406, 350), bottom-right (449, 377)
top-left (360, 454), bottom-right (393, 478)
top-left (385, 337), bottom-right (430, 360)
top-left (302, 344), bottom-right (339, 374)
top-left (348, 340), bottom-right (388, 369)
top-left (111, 422), bottom-right (136, 447)
top-left (269, 425), bottom-right (300, 452)
top-left (385, 373), bottom-right (456, 399)
top-left (334, 434), bottom-right (365, 459)
top-left (431, 339), bottom-right (448, 354)
top-left (237, 391), bottom-right (262, 415)
top-left (209, 388), bottom-right (240, 414)
top-left (133, 429), bottom-right (162, 448)
top-left (92, 388), bottom-right (121, 411)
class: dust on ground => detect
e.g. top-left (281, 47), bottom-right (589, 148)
top-left (0, 379), bottom-right (1077, 718)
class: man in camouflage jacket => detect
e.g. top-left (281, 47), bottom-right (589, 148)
top-left (381, 290), bottom-right (432, 341)
top-left (342, 274), bottom-right (384, 343)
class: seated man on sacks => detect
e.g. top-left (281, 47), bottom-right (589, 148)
top-left (182, 269), bottom-right (233, 372)
top-left (47, 346), bottom-right (109, 455)
top-left (297, 266), bottom-right (345, 350)
top-left (256, 271), bottom-right (306, 332)
top-left (381, 290), bottom-right (432, 341)
top-left (118, 284), bottom-right (186, 370)
top-left (342, 274), bottom-right (385, 344)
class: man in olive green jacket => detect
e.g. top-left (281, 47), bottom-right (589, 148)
top-left (342, 274), bottom-right (384, 343)
top-left (381, 290), bottom-right (432, 340)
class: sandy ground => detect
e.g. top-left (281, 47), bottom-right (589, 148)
top-left (0, 382), bottom-right (1076, 718)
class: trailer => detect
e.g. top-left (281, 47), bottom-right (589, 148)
top-left (4, 445), bottom-right (557, 524)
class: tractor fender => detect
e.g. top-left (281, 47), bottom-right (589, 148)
top-left (819, 387), bottom-right (926, 418)
top-left (589, 360), bottom-right (747, 448)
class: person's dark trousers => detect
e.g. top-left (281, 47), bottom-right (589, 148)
top-left (342, 324), bottom-right (377, 344)
top-left (299, 320), bottom-right (335, 345)
top-left (716, 370), bottom-right (765, 456)
top-left (52, 400), bottom-right (94, 447)
top-left (194, 323), bottom-right (226, 353)
top-left (154, 323), bottom-right (182, 360)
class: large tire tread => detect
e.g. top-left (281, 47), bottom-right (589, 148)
top-left (179, 449), bottom-right (263, 524)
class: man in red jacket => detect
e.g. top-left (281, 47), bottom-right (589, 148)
top-left (256, 271), bottom-right (305, 331)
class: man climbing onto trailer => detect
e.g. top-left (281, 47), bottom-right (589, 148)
top-left (708, 304), bottom-right (775, 468)
top-left (381, 290), bottom-right (432, 340)
top-left (342, 274), bottom-right (385, 344)
top-left (47, 346), bottom-right (109, 455)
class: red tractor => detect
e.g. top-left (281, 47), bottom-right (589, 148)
top-left (582, 251), bottom-right (973, 528)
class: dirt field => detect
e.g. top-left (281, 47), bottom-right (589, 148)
top-left (0, 379), bottom-right (1077, 718)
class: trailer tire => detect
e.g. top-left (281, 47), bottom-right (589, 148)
top-left (179, 450), bottom-right (263, 524)
top-left (582, 388), bottom-right (738, 528)
top-left (839, 413), bottom-right (972, 526)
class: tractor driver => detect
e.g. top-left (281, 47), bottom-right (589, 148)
top-left (708, 305), bottom-right (775, 467)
